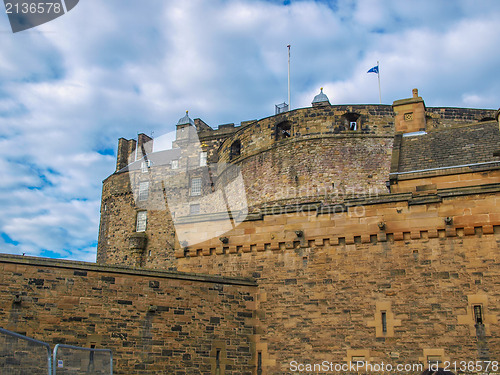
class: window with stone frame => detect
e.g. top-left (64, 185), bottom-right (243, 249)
top-left (136, 211), bottom-right (147, 232)
top-left (381, 311), bottom-right (387, 333)
top-left (199, 151), bottom-right (207, 167)
top-left (275, 121), bottom-right (292, 141)
top-left (342, 113), bottom-right (361, 131)
top-left (138, 181), bottom-right (149, 201)
top-left (141, 159), bottom-right (151, 173)
top-left (190, 177), bottom-right (202, 196)
top-left (230, 140), bottom-right (241, 160)
top-left (189, 204), bottom-right (200, 215)
top-left (473, 305), bottom-right (484, 324)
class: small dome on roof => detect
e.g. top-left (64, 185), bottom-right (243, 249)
top-left (177, 110), bottom-right (195, 126)
top-left (312, 88), bottom-right (330, 106)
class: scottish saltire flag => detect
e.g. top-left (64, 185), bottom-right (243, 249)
top-left (367, 65), bottom-right (379, 74)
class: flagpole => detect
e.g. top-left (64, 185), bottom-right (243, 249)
top-left (377, 60), bottom-right (381, 104)
top-left (287, 44), bottom-right (291, 110)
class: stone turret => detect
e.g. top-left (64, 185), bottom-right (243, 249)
top-left (392, 88), bottom-right (426, 134)
top-left (311, 88), bottom-right (330, 107)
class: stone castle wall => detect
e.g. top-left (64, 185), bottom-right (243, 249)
top-left (0, 255), bottom-right (257, 375)
top-left (97, 104), bottom-right (497, 268)
top-left (173, 189), bottom-right (500, 373)
top-left (90, 98), bottom-right (500, 374)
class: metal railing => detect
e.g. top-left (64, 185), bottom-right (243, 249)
top-left (0, 327), bottom-right (52, 375)
top-left (0, 328), bottom-right (113, 374)
top-left (53, 344), bottom-right (113, 374)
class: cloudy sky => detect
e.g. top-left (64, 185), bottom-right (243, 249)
top-left (1, 0), bottom-right (499, 262)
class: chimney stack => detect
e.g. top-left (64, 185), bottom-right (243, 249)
top-left (392, 88), bottom-right (426, 134)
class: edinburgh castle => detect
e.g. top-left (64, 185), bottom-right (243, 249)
top-left (1, 88), bottom-right (499, 374)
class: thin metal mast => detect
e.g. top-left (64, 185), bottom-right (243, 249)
top-left (287, 44), bottom-right (291, 110)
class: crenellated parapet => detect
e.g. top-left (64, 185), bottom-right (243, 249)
top-left (174, 183), bottom-right (500, 260)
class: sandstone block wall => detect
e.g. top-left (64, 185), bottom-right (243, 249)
top-left (0, 255), bottom-right (257, 375)
top-left (174, 190), bottom-right (500, 373)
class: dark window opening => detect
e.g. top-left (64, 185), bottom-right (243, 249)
top-left (257, 351), bottom-right (262, 375)
top-left (216, 349), bottom-right (221, 374)
top-left (275, 121), bottom-right (292, 141)
top-left (479, 117), bottom-right (495, 122)
top-left (381, 311), bottom-right (387, 333)
top-left (342, 113), bottom-right (361, 131)
top-left (473, 305), bottom-right (483, 324)
top-left (230, 140), bottom-right (241, 160)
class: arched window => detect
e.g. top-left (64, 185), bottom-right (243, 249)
top-left (230, 140), bottom-right (241, 160)
top-left (342, 113), bottom-right (361, 131)
top-left (275, 121), bottom-right (292, 141)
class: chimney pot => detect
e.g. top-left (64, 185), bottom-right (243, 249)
top-left (412, 88), bottom-right (418, 98)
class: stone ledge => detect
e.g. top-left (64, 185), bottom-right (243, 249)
top-left (391, 164), bottom-right (500, 181)
top-left (0, 254), bottom-right (256, 286)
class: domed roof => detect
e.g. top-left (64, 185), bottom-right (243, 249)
top-left (312, 88), bottom-right (330, 106)
top-left (177, 110), bottom-right (195, 126)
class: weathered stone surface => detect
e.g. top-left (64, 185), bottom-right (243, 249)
top-left (0, 256), bottom-right (256, 375)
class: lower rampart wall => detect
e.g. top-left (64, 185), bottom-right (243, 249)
top-left (176, 190), bottom-right (500, 374)
top-left (0, 256), bottom-right (257, 375)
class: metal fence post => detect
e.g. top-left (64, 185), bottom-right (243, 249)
top-left (0, 327), bottom-right (52, 375)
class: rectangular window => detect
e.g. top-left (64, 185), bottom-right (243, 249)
top-left (190, 204), bottom-right (200, 215)
top-left (191, 177), bottom-right (202, 196)
top-left (216, 349), bottom-right (220, 368)
top-left (473, 305), bottom-right (483, 324)
top-left (349, 121), bottom-right (357, 131)
top-left (381, 311), bottom-right (387, 333)
top-left (136, 211), bottom-right (147, 232)
top-left (141, 160), bottom-right (151, 173)
top-left (200, 152), bottom-right (207, 167)
top-left (171, 159), bottom-right (179, 169)
top-left (138, 181), bottom-right (149, 201)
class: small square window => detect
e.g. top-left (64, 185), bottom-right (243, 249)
top-left (190, 204), bottom-right (200, 215)
top-left (404, 112), bottom-right (413, 121)
top-left (138, 181), bottom-right (149, 201)
top-left (200, 152), bottom-right (207, 167)
top-left (191, 178), bottom-right (202, 196)
top-left (136, 211), bottom-right (147, 232)
top-left (171, 160), bottom-right (179, 169)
